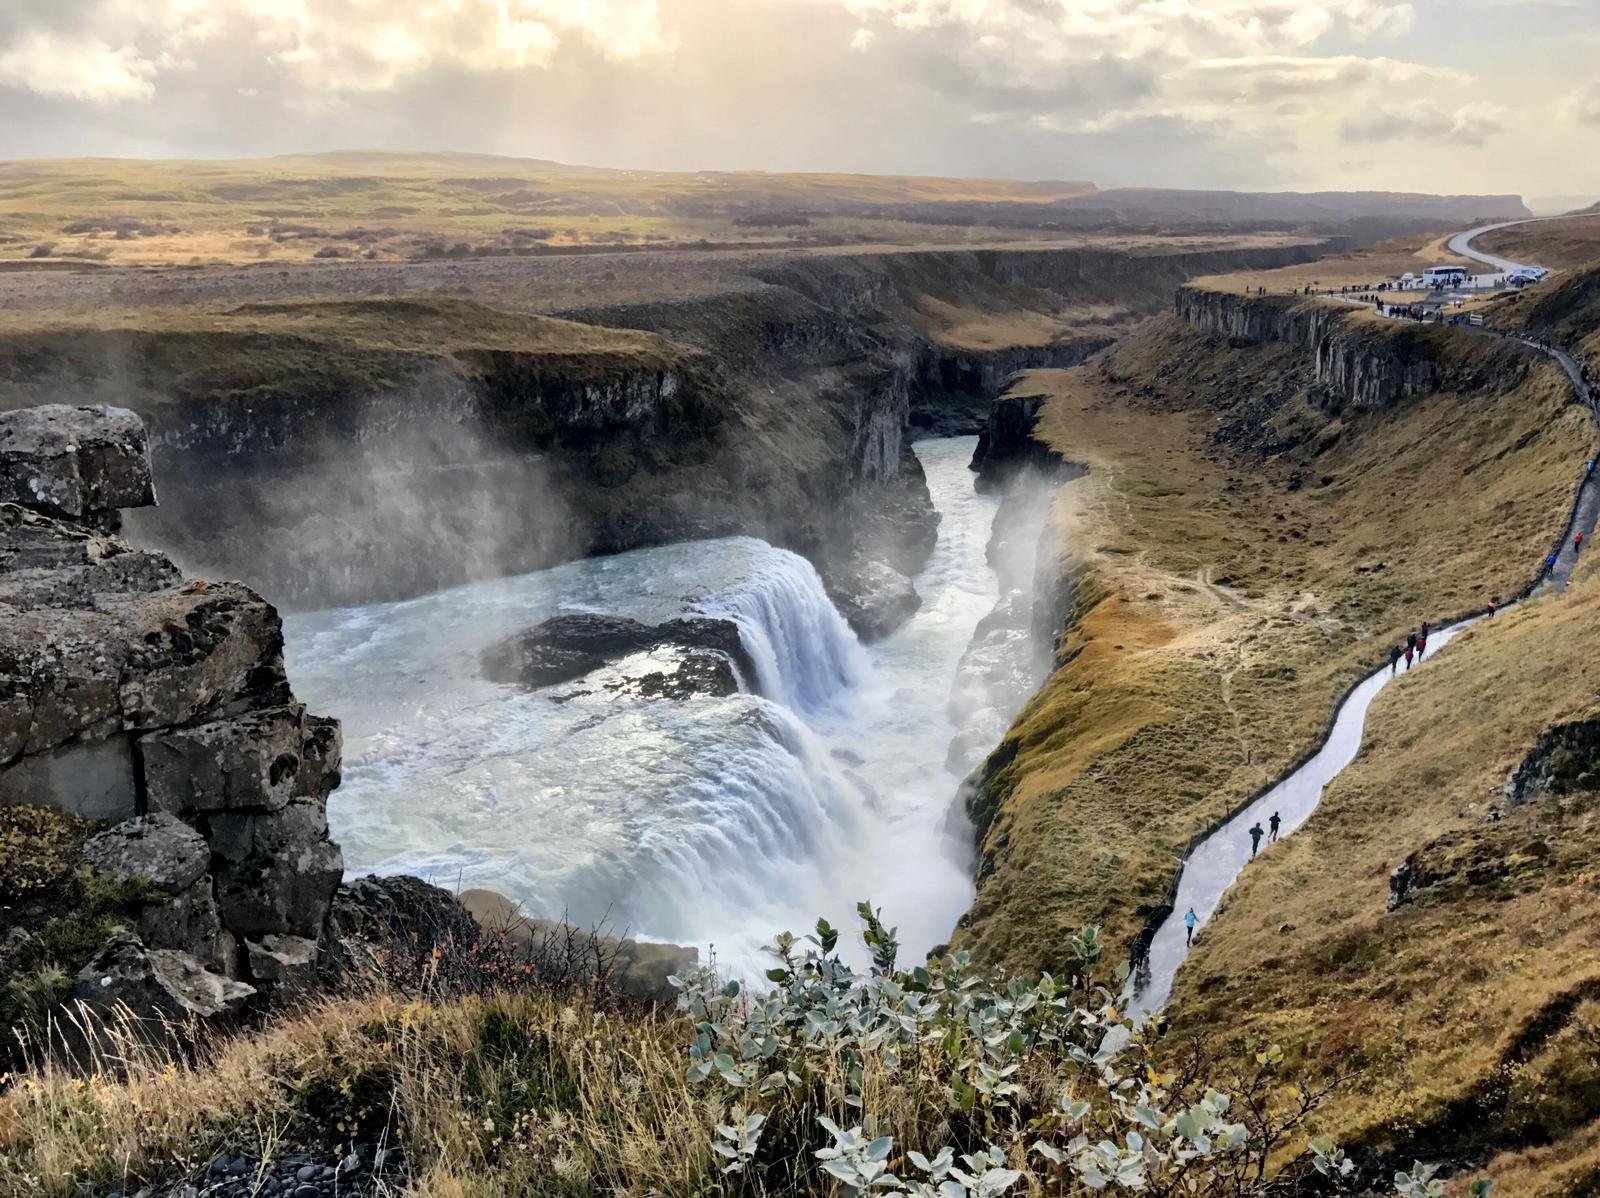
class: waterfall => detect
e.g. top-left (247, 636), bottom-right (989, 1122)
top-left (697, 542), bottom-right (867, 713)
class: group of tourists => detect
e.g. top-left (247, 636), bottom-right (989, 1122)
top-left (1388, 619), bottom-right (1433, 673)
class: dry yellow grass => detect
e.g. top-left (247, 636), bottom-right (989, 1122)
top-left (1478, 214), bottom-right (1600, 272)
top-left (1194, 232), bottom-right (1478, 295)
top-left (1168, 551), bottom-right (1600, 1189)
top-left (957, 313), bottom-right (1595, 971)
top-left (0, 153), bottom-right (1100, 266)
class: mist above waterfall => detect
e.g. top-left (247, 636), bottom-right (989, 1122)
top-left (284, 437), bottom-right (1027, 974)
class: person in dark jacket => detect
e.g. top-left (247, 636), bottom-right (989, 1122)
top-left (1248, 822), bottom-right (1264, 858)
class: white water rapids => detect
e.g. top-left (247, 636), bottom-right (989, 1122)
top-left (284, 437), bottom-right (1006, 975)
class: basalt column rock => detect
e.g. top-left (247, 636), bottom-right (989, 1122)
top-left (0, 403), bottom-right (345, 1024)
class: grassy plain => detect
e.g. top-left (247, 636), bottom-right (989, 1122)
top-left (0, 153), bottom-right (1099, 266)
top-left (1191, 232), bottom-right (1478, 295)
top-left (1478, 214), bottom-right (1600, 272)
top-left (958, 312), bottom-right (1594, 969)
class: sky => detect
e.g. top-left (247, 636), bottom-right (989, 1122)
top-left (1, 0), bottom-right (1597, 201)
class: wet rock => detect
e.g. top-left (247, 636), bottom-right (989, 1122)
top-left (1504, 717), bottom-right (1600, 807)
top-left (0, 404), bottom-right (155, 527)
top-left (819, 553), bottom-right (919, 643)
top-left (70, 933), bottom-right (253, 1029)
top-left (481, 612), bottom-right (754, 692)
top-left (604, 649), bottom-right (742, 700)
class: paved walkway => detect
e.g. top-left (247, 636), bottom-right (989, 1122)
top-left (1123, 221), bottom-right (1600, 1018)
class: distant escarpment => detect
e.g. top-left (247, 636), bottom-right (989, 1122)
top-left (1175, 286), bottom-right (1534, 411)
top-left (0, 239), bottom-right (1330, 641)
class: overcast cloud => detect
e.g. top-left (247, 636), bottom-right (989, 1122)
top-left (0, 0), bottom-right (1596, 195)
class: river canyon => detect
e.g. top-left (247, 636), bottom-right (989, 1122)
top-left (283, 437), bottom-right (1027, 972)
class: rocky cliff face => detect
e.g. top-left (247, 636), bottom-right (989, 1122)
top-left (1174, 288), bottom-right (1527, 410)
top-left (0, 404), bottom-right (343, 1029)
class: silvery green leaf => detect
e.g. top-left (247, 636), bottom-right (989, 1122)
top-left (1032, 1141), bottom-right (1066, 1165)
top-left (822, 1159), bottom-right (860, 1183)
top-left (867, 1136), bottom-right (894, 1162)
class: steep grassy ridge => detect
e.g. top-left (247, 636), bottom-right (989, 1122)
top-left (1168, 554), bottom-right (1600, 1193)
top-left (957, 312), bottom-right (1595, 970)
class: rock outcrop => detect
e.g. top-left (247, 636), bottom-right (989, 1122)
top-left (480, 613), bottom-right (755, 697)
top-left (969, 392), bottom-right (1089, 493)
top-left (0, 403), bottom-right (344, 1027)
top-left (1504, 717), bottom-right (1600, 807)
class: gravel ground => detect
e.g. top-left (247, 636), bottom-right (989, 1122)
top-left (99, 1145), bottom-right (405, 1198)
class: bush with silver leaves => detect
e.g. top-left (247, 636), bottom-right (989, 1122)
top-left (670, 902), bottom-right (1492, 1196)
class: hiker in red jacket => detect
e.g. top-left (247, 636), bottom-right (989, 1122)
top-left (1577, 532), bottom-right (1585, 554)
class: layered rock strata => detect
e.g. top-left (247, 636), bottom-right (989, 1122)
top-left (0, 403), bottom-right (344, 1024)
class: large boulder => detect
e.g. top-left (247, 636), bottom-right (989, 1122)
top-left (0, 404), bottom-right (155, 527)
top-left (481, 612), bottom-right (754, 694)
top-left (818, 552), bottom-right (919, 643)
top-left (140, 705), bottom-right (308, 815)
top-left (82, 813), bottom-right (229, 970)
top-left (69, 932), bottom-right (253, 1036)
top-left (327, 875), bottom-right (481, 961)
top-left (83, 812), bottom-right (208, 895)
top-left (210, 799), bottom-right (344, 938)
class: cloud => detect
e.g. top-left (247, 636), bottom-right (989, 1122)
top-left (0, 0), bottom-right (672, 100)
top-left (1340, 101), bottom-right (1508, 147)
top-left (0, 29), bottom-right (157, 102)
top-left (1566, 81), bottom-right (1600, 128)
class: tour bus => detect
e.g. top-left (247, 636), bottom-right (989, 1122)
top-left (1421, 266), bottom-right (1469, 287)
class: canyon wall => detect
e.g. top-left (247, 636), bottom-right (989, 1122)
top-left (0, 240), bottom-right (1336, 632)
top-left (1175, 287), bottom-right (1530, 409)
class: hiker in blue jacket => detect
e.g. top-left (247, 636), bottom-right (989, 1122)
top-left (1184, 907), bottom-right (1198, 947)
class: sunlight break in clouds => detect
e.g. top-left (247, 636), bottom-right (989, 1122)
top-left (0, 0), bottom-right (671, 99)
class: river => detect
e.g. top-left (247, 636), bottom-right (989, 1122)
top-left (283, 436), bottom-right (1009, 974)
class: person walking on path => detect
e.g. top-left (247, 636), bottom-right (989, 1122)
top-left (1489, 596), bottom-right (1499, 617)
top-left (1404, 643), bottom-right (1415, 670)
top-left (1249, 822), bottom-right (1264, 858)
top-left (1184, 907), bottom-right (1198, 947)
top-left (1577, 532), bottom-right (1585, 554)
top-left (1390, 644), bottom-right (1403, 673)
top-left (1269, 811), bottom-right (1281, 842)
top-left (1548, 551), bottom-right (1560, 577)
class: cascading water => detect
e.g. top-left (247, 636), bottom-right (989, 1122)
top-left (697, 552), bottom-right (867, 713)
top-left (284, 437), bottom-right (1010, 975)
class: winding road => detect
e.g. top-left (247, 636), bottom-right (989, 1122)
top-left (1447, 218), bottom-right (1544, 284)
top-left (1127, 219), bottom-right (1599, 1016)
